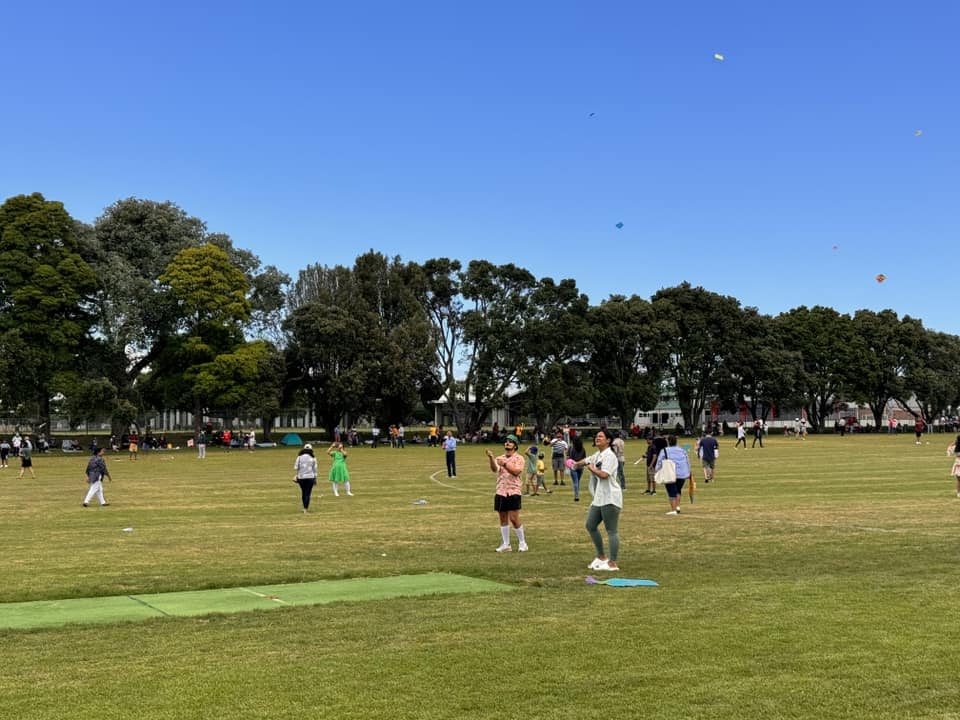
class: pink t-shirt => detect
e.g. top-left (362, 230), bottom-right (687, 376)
top-left (495, 452), bottom-right (525, 497)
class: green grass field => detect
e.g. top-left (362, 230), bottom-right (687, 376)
top-left (2, 434), bottom-right (959, 720)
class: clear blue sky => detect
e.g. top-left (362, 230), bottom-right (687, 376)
top-left (3, 1), bottom-right (958, 333)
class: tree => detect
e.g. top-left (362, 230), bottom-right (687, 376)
top-left (847, 309), bottom-right (924, 427)
top-left (516, 277), bottom-right (593, 431)
top-left (187, 340), bottom-right (286, 438)
top-left (904, 330), bottom-right (960, 423)
top-left (88, 198), bottom-right (288, 431)
top-left (458, 261), bottom-right (537, 433)
top-left (284, 253), bottom-right (435, 433)
top-left (586, 295), bottom-right (665, 430)
top-left (351, 252), bottom-right (435, 426)
top-left (651, 283), bottom-right (743, 430)
top-left (142, 244), bottom-right (255, 425)
top-left (0, 193), bottom-right (98, 428)
top-left (776, 306), bottom-right (858, 430)
top-left (721, 309), bottom-right (801, 426)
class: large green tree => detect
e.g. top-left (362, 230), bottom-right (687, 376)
top-left (0, 193), bottom-right (98, 428)
top-left (847, 309), bottom-right (925, 427)
top-left (776, 306), bottom-right (858, 430)
top-left (651, 283), bottom-right (743, 430)
top-left (142, 244), bottom-right (256, 426)
top-left (285, 253), bottom-right (434, 433)
top-left (458, 261), bottom-right (536, 433)
top-left (904, 330), bottom-right (960, 423)
top-left (516, 277), bottom-right (593, 432)
top-left (721, 308), bottom-right (802, 425)
top-left (87, 198), bottom-right (289, 431)
top-left (586, 294), bottom-right (664, 430)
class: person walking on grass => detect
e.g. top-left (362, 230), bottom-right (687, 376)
top-left (443, 430), bottom-right (458, 478)
top-left (568, 434), bottom-right (587, 502)
top-left (698, 430), bottom-right (719, 483)
top-left (327, 442), bottom-right (353, 496)
top-left (735, 421), bottom-right (747, 449)
top-left (644, 433), bottom-right (667, 495)
top-left (524, 444), bottom-right (538, 495)
top-left (656, 435), bottom-right (692, 516)
top-left (0, 437), bottom-right (10, 468)
top-left (611, 430), bottom-right (626, 490)
top-left (294, 443), bottom-right (319, 513)
top-left (18, 437), bottom-right (36, 479)
top-left (82, 447), bottom-right (112, 507)
top-left (574, 429), bottom-right (622, 571)
top-left (486, 434), bottom-right (528, 552)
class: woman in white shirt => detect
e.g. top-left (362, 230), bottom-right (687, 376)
top-left (575, 429), bottom-right (623, 571)
top-left (293, 444), bottom-right (319, 513)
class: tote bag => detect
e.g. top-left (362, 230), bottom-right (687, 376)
top-left (654, 453), bottom-right (677, 484)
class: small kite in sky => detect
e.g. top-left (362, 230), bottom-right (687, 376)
top-left (915, 130), bottom-right (923, 137)
top-left (589, 112), bottom-right (595, 118)
top-left (615, 222), bottom-right (624, 229)
top-left (714, 52), bottom-right (725, 61)
top-left (876, 274), bottom-right (887, 283)
top-left (832, 245), bottom-right (839, 251)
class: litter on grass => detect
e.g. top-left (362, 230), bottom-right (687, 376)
top-left (412, 499), bottom-right (428, 505)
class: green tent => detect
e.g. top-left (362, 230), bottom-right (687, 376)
top-left (279, 433), bottom-right (303, 446)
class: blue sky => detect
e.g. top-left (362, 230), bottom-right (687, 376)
top-left (3, 1), bottom-right (958, 333)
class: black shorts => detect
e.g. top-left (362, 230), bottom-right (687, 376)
top-left (665, 478), bottom-right (686, 498)
top-left (494, 494), bottom-right (522, 512)
top-left (21, 457), bottom-right (32, 468)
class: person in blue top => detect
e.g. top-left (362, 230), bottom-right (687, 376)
top-left (443, 430), bottom-right (457, 478)
top-left (655, 435), bottom-right (691, 515)
top-left (697, 430), bottom-right (719, 483)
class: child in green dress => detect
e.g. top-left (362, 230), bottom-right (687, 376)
top-left (327, 442), bottom-right (353, 497)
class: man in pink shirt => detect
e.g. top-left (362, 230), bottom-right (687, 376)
top-left (486, 434), bottom-right (528, 553)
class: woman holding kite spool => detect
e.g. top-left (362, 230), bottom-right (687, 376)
top-left (574, 429), bottom-right (622, 571)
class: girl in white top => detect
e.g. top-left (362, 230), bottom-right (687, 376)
top-left (574, 429), bottom-right (623, 571)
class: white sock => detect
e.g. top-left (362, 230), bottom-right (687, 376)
top-left (332, 483), bottom-right (339, 496)
top-left (344, 482), bottom-right (352, 494)
top-left (500, 525), bottom-right (510, 546)
top-left (515, 525), bottom-right (526, 544)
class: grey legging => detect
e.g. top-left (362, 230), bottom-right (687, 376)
top-left (585, 504), bottom-right (621, 561)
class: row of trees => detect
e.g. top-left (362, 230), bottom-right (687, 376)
top-left (2, 193), bottom-right (958, 437)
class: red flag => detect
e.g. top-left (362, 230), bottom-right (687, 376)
top-left (711, 401), bottom-right (719, 421)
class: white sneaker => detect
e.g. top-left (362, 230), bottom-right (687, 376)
top-left (596, 560), bottom-right (619, 572)
top-left (588, 557), bottom-right (605, 570)
top-left (665, 509), bottom-right (679, 515)
top-left (518, 542), bottom-right (529, 552)
top-left (346, 492), bottom-right (354, 496)
top-left (495, 544), bottom-right (512, 553)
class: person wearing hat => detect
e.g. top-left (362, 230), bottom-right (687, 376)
top-left (293, 443), bottom-right (319, 512)
top-left (486, 434), bottom-right (528, 552)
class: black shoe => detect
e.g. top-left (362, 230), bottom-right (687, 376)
top-left (574, 497), bottom-right (580, 502)
top-left (82, 503), bottom-right (88, 507)
top-left (552, 481), bottom-right (559, 486)
top-left (101, 503), bottom-right (110, 506)
top-left (560, 481), bottom-right (565, 485)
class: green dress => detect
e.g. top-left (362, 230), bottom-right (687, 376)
top-left (329, 451), bottom-right (350, 483)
